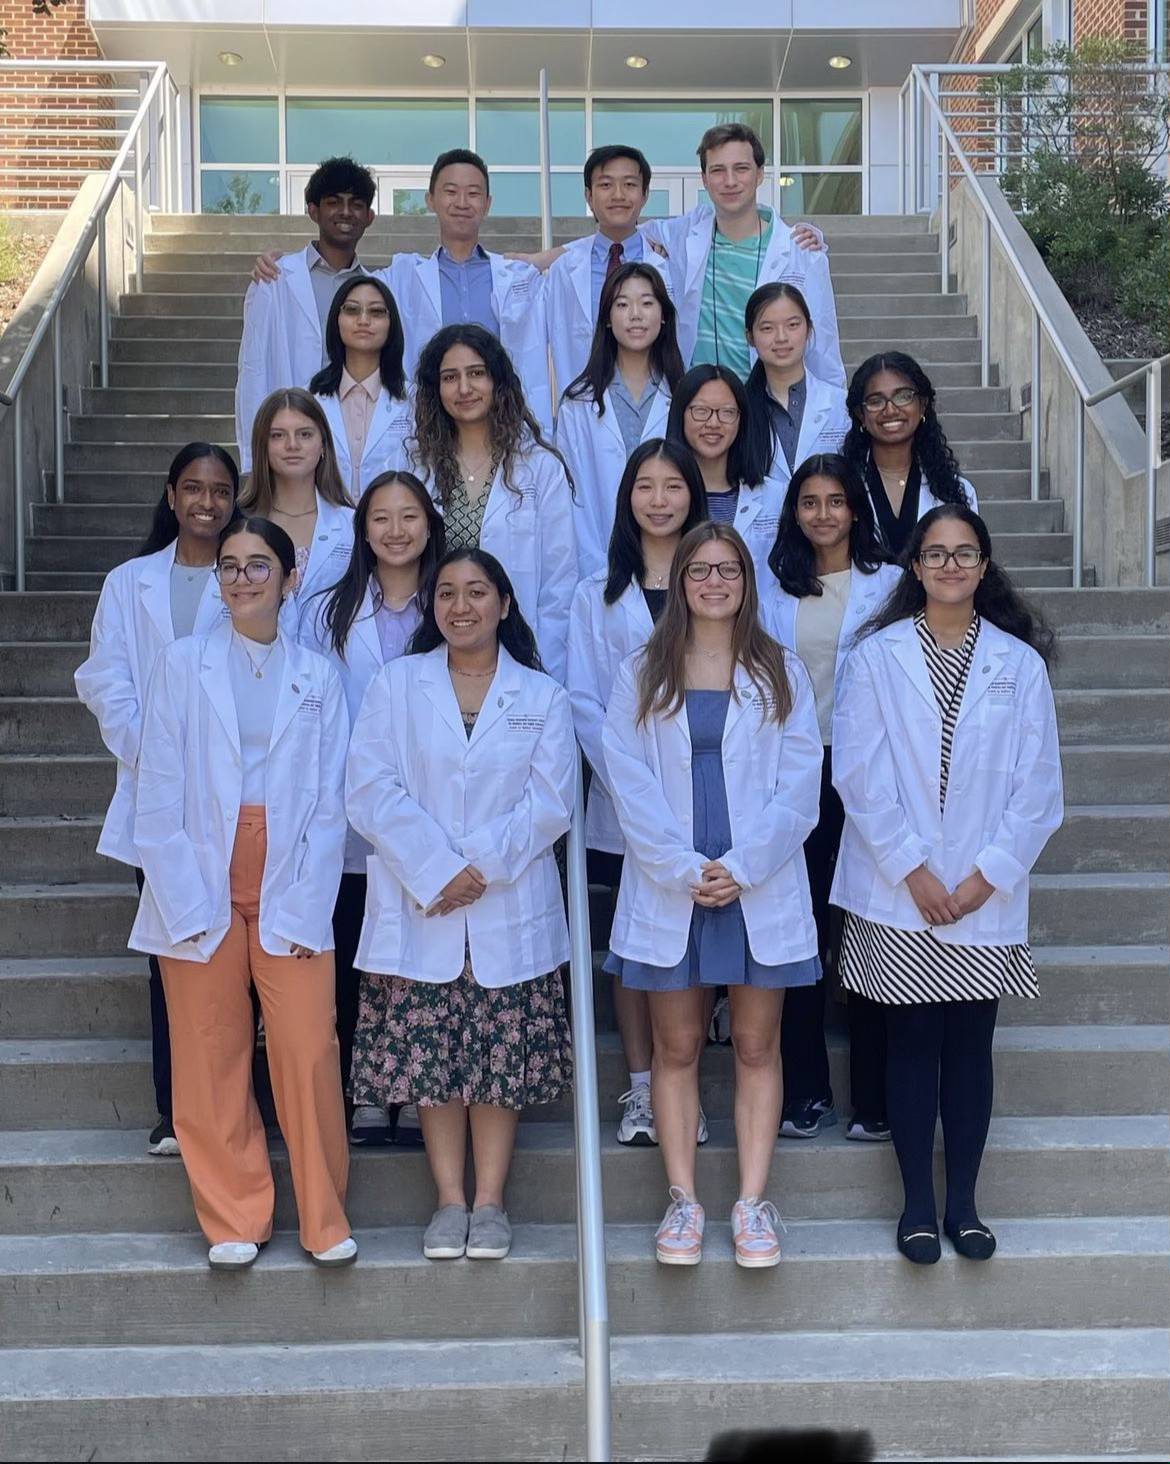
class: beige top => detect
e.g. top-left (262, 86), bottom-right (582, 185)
top-left (795, 567), bottom-right (852, 744)
top-left (338, 368), bottom-right (380, 497)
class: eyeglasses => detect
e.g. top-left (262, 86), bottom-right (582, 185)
top-left (684, 559), bottom-right (744, 582)
top-left (215, 561), bottom-right (274, 585)
top-left (862, 387), bottom-right (920, 412)
top-left (917, 546), bottom-right (984, 569)
top-left (339, 303), bottom-right (390, 321)
top-left (686, 404), bottom-right (740, 425)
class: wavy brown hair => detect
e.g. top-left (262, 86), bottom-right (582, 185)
top-left (408, 323), bottom-right (572, 506)
top-left (636, 521), bottom-right (792, 727)
top-left (241, 387), bottom-right (350, 515)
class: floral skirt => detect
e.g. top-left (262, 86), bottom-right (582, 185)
top-left (349, 954), bottom-right (573, 1111)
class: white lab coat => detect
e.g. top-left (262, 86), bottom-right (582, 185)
top-left (760, 370), bottom-right (851, 500)
top-left (554, 383), bottom-right (671, 577)
top-left (643, 205), bottom-right (844, 387)
top-left (865, 468), bottom-right (980, 548)
top-left (290, 494), bottom-right (356, 644)
top-left (415, 443), bottom-right (577, 684)
top-left (544, 230), bottom-right (674, 402)
top-left (829, 617), bottom-right (1063, 946)
top-left (380, 250), bottom-right (553, 433)
top-left (602, 652), bottom-right (823, 967)
top-left (74, 543), bottom-right (231, 868)
top-left (760, 562), bottom-right (903, 721)
top-left (314, 387), bottom-right (412, 500)
top-left (346, 644), bottom-right (575, 986)
top-left (566, 574), bottom-right (656, 855)
top-left (129, 620), bottom-right (349, 963)
top-left (727, 481), bottom-right (786, 585)
top-left (236, 244), bottom-right (341, 473)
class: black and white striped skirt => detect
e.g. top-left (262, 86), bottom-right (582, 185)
top-left (838, 910), bottom-right (1038, 1005)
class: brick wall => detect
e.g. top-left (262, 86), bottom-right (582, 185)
top-left (0, 0), bottom-right (112, 210)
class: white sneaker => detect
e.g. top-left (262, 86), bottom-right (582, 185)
top-left (616, 1084), bottom-right (656, 1145)
top-left (208, 1241), bottom-right (258, 1270)
top-left (350, 1103), bottom-right (392, 1145)
top-left (311, 1236), bottom-right (358, 1267)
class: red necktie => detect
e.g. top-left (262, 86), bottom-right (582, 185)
top-left (606, 240), bottom-right (624, 276)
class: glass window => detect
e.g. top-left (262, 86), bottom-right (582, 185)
top-left (776, 172), bottom-right (862, 216)
top-left (638, 187), bottom-right (673, 219)
top-left (385, 187), bottom-right (430, 217)
top-left (285, 99), bottom-right (468, 166)
top-left (475, 100), bottom-right (585, 167)
top-left (592, 100), bottom-right (773, 166)
top-left (780, 100), bottom-right (862, 168)
top-left (199, 98), bottom-right (278, 165)
top-left (201, 170), bottom-right (280, 214)
top-left (483, 172), bottom-right (587, 217)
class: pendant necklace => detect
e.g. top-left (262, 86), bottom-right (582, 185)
top-left (236, 631), bottom-right (278, 680)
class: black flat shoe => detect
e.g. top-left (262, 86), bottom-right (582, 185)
top-left (897, 1217), bottom-right (941, 1265)
top-left (945, 1220), bottom-right (997, 1260)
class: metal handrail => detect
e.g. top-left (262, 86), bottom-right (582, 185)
top-left (0, 61), bottom-right (180, 590)
top-left (898, 64), bottom-right (1167, 586)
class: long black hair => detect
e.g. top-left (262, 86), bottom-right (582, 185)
top-left (768, 453), bottom-right (890, 596)
top-left (858, 505), bottom-right (1056, 663)
top-left (743, 282), bottom-right (813, 480)
top-left (843, 352), bottom-right (970, 508)
top-left (666, 363), bottom-right (765, 489)
top-left (218, 515), bottom-right (297, 578)
top-left (136, 442), bottom-right (240, 557)
top-left (309, 274), bottom-right (406, 400)
top-left (316, 471), bottom-right (446, 659)
top-left (410, 547), bottom-right (543, 671)
top-left (604, 438), bottom-right (709, 605)
top-left (564, 261), bottom-right (685, 414)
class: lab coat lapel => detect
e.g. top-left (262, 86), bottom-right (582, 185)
top-left (724, 661), bottom-right (766, 738)
top-left (138, 543), bottom-right (177, 645)
top-left (417, 253), bottom-right (444, 332)
top-left (319, 393), bottom-right (348, 470)
top-left (362, 388), bottom-right (396, 465)
top-left (795, 376), bottom-right (832, 463)
top-left (267, 634), bottom-right (313, 752)
top-left (468, 643), bottom-right (521, 745)
top-left (599, 390), bottom-right (626, 454)
top-left (199, 619), bottom-right (240, 755)
top-left (479, 462), bottom-right (507, 536)
top-left (417, 645), bottom-right (469, 743)
top-left (193, 566), bottom-right (230, 633)
top-left (645, 386), bottom-right (671, 441)
top-left (349, 584), bottom-right (384, 674)
top-left (569, 240), bottom-right (593, 326)
top-left (955, 620), bottom-right (1011, 726)
top-left (618, 580), bottom-right (653, 639)
top-left (889, 618), bottom-right (939, 718)
top-left (685, 208), bottom-right (714, 299)
top-left (286, 246), bottom-right (323, 335)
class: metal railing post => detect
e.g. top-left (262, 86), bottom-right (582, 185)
top-left (133, 133), bottom-right (144, 294)
top-left (1073, 399), bottom-right (1085, 589)
top-left (538, 68), bottom-right (553, 253)
top-left (939, 134), bottom-right (950, 295)
top-left (13, 399), bottom-right (25, 593)
top-left (98, 224), bottom-right (110, 389)
top-left (51, 308), bottom-right (65, 503)
top-left (911, 75), bottom-right (922, 212)
top-left (565, 757), bottom-right (612, 1462)
top-left (1145, 364), bottom-right (1161, 587)
top-left (1030, 310), bottom-right (1041, 500)
top-left (898, 86), bottom-right (906, 214)
top-left (980, 213), bottom-right (991, 388)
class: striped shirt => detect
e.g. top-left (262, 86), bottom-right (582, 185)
top-left (692, 208), bottom-right (774, 379)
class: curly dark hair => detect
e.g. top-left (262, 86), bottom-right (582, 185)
top-left (409, 323), bottom-right (573, 506)
top-left (843, 352), bottom-right (971, 509)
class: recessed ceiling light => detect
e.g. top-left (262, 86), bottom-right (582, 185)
top-left (422, 54), bottom-right (446, 69)
top-left (625, 55), bottom-right (649, 70)
top-left (778, 175), bottom-right (796, 187)
top-left (828, 55), bottom-right (852, 69)
top-left (217, 51), bottom-right (243, 67)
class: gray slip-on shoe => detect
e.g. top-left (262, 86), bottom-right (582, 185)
top-left (466, 1204), bottom-right (512, 1260)
top-left (422, 1204), bottom-right (470, 1260)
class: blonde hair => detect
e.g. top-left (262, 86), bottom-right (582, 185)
top-left (636, 521), bottom-right (792, 727)
top-left (241, 387), bottom-right (350, 514)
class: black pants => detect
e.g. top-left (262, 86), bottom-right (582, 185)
top-left (331, 871), bottom-right (367, 1099)
top-left (885, 997), bottom-right (999, 1228)
top-left (134, 867), bottom-right (171, 1119)
top-left (779, 750), bottom-right (887, 1118)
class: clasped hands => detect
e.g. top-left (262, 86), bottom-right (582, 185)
top-left (690, 859), bottom-right (741, 909)
top-left (905, 865), bottom-right (995, 927)
top-left (425, 864), bottom-right (487, 918)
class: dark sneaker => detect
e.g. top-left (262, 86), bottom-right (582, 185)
top-left (846, 1116), bottom-right (892, 1143)
top-left (148, 1116), bottom-right (180, 1156)
top-left (350, 1104), bottom-right (393, 1146)
top-left (779, 1097), bottom-right (837, 1140)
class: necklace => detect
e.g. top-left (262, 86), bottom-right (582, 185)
top-left (688, 644), bottom-right (725, 662)
top-left (235, 631), bottom-right (278, 680)
top-left (457, 452), bottom-right (494, 486)
top-left (451, 663), bottom-right (497, 679)
top-left (644, 570), bottom-right (667, 589)
top-left (272, 502), bottom-right (318, 519)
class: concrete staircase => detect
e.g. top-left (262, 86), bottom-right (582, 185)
top-left (1, 213), bottom-right (1167, 1460)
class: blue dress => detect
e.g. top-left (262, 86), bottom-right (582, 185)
top-left (605, 690), bottom-right (822, 993)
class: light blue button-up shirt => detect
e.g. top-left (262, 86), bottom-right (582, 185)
top-left (437, 244), bottom-right (499, 335)
top-left (590, 230), bottom-right (645, 320)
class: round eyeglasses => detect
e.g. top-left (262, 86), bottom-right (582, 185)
top-left (686, 404), bottom-right (740, 425)
top-left (215, 561), bottom-right (274, 585)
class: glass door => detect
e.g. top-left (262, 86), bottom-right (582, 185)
top-left (375, 171), bottom-right (432, 216)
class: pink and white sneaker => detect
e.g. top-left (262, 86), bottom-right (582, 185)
top-left (731, 1196), bottom-right (783, 1268)
top-left (655, 1186), bottom-right (705, 1266)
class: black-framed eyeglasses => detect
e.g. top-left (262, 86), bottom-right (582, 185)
top-left (862, 387), bottom-right (920, 412)
top-left (918, 546), bottom-right (984, 569)
top-left (686, 403), bottom-right (740, 424)
top-left (215, 561), bottom-right (274, 585)
top-left (685, 559), bottom-right (744, 582)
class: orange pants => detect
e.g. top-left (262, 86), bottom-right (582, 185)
top-left (160, 807), bottom-right (350, 1252)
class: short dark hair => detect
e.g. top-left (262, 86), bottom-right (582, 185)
top-left (698, 123), bottom-right (766, 172)
top-left (429, 148), bottom-right (490, 196)
top-left (304, 157), bottom-right (375, 208)
top-left (583, 144), bottom-right (652, 192)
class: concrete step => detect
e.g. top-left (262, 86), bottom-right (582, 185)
top-left (1061, 745), bottom-right (1169, 804)
top-left (1049, 635), bottom-right (1169, 690)
top-left (1038, 805), bottom-right (1169, 873)
top-left (110, 336), bottom-right (239, 364)
top-left (1029, 872), bottom-right (1168, 944)
top-left (3, 1217), bottom-right (1165, 1350)
top-left (0, 957), bottom-right (150, 1039)
top-left (1, 1116), bottom-right (1165, 1233)
top-left (0, 882), bottom-right (137, 957)
top-left (0, 816), bottom-right (113, 882)
top-left (1030, 587), bottom-right (1170, 634)
top-left (0, 594), bottom-right (99, 640)
top-left (0, 700), bottom-right (107, 754)
top-left (72, 414), bottom-right (235, 444)
top-left (2, 1327), bottom-right (1164, 1461)
top-left (3, 1021), bottom-right (1165, 1132)
top-left (1050, 689), bottom-right (1170, 745)
top-left (1024, 945), bottom-right (1170, 1027)
top-left (62, 443), bottom-right (236, 474)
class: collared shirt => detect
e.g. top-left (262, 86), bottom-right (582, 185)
top-left (437, 244), bottom-right (499, 335)
top-left (372, 588), bottom-right (422, 665)
top-left (307, 243), bottom-right (366, 356)
top-left (609, 372), bottom-right (662, 457)
top-left (692, 206), bottom-right (775, 378)
top-left (767, 374), bottom-right (807, 475)
top-left (338, 368), bottom-right (381, 496)
top-left (590, 229), bottom-right (646, 320)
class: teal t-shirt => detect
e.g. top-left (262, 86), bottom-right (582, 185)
top-left (691, 207), bottom-right (775, 379)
